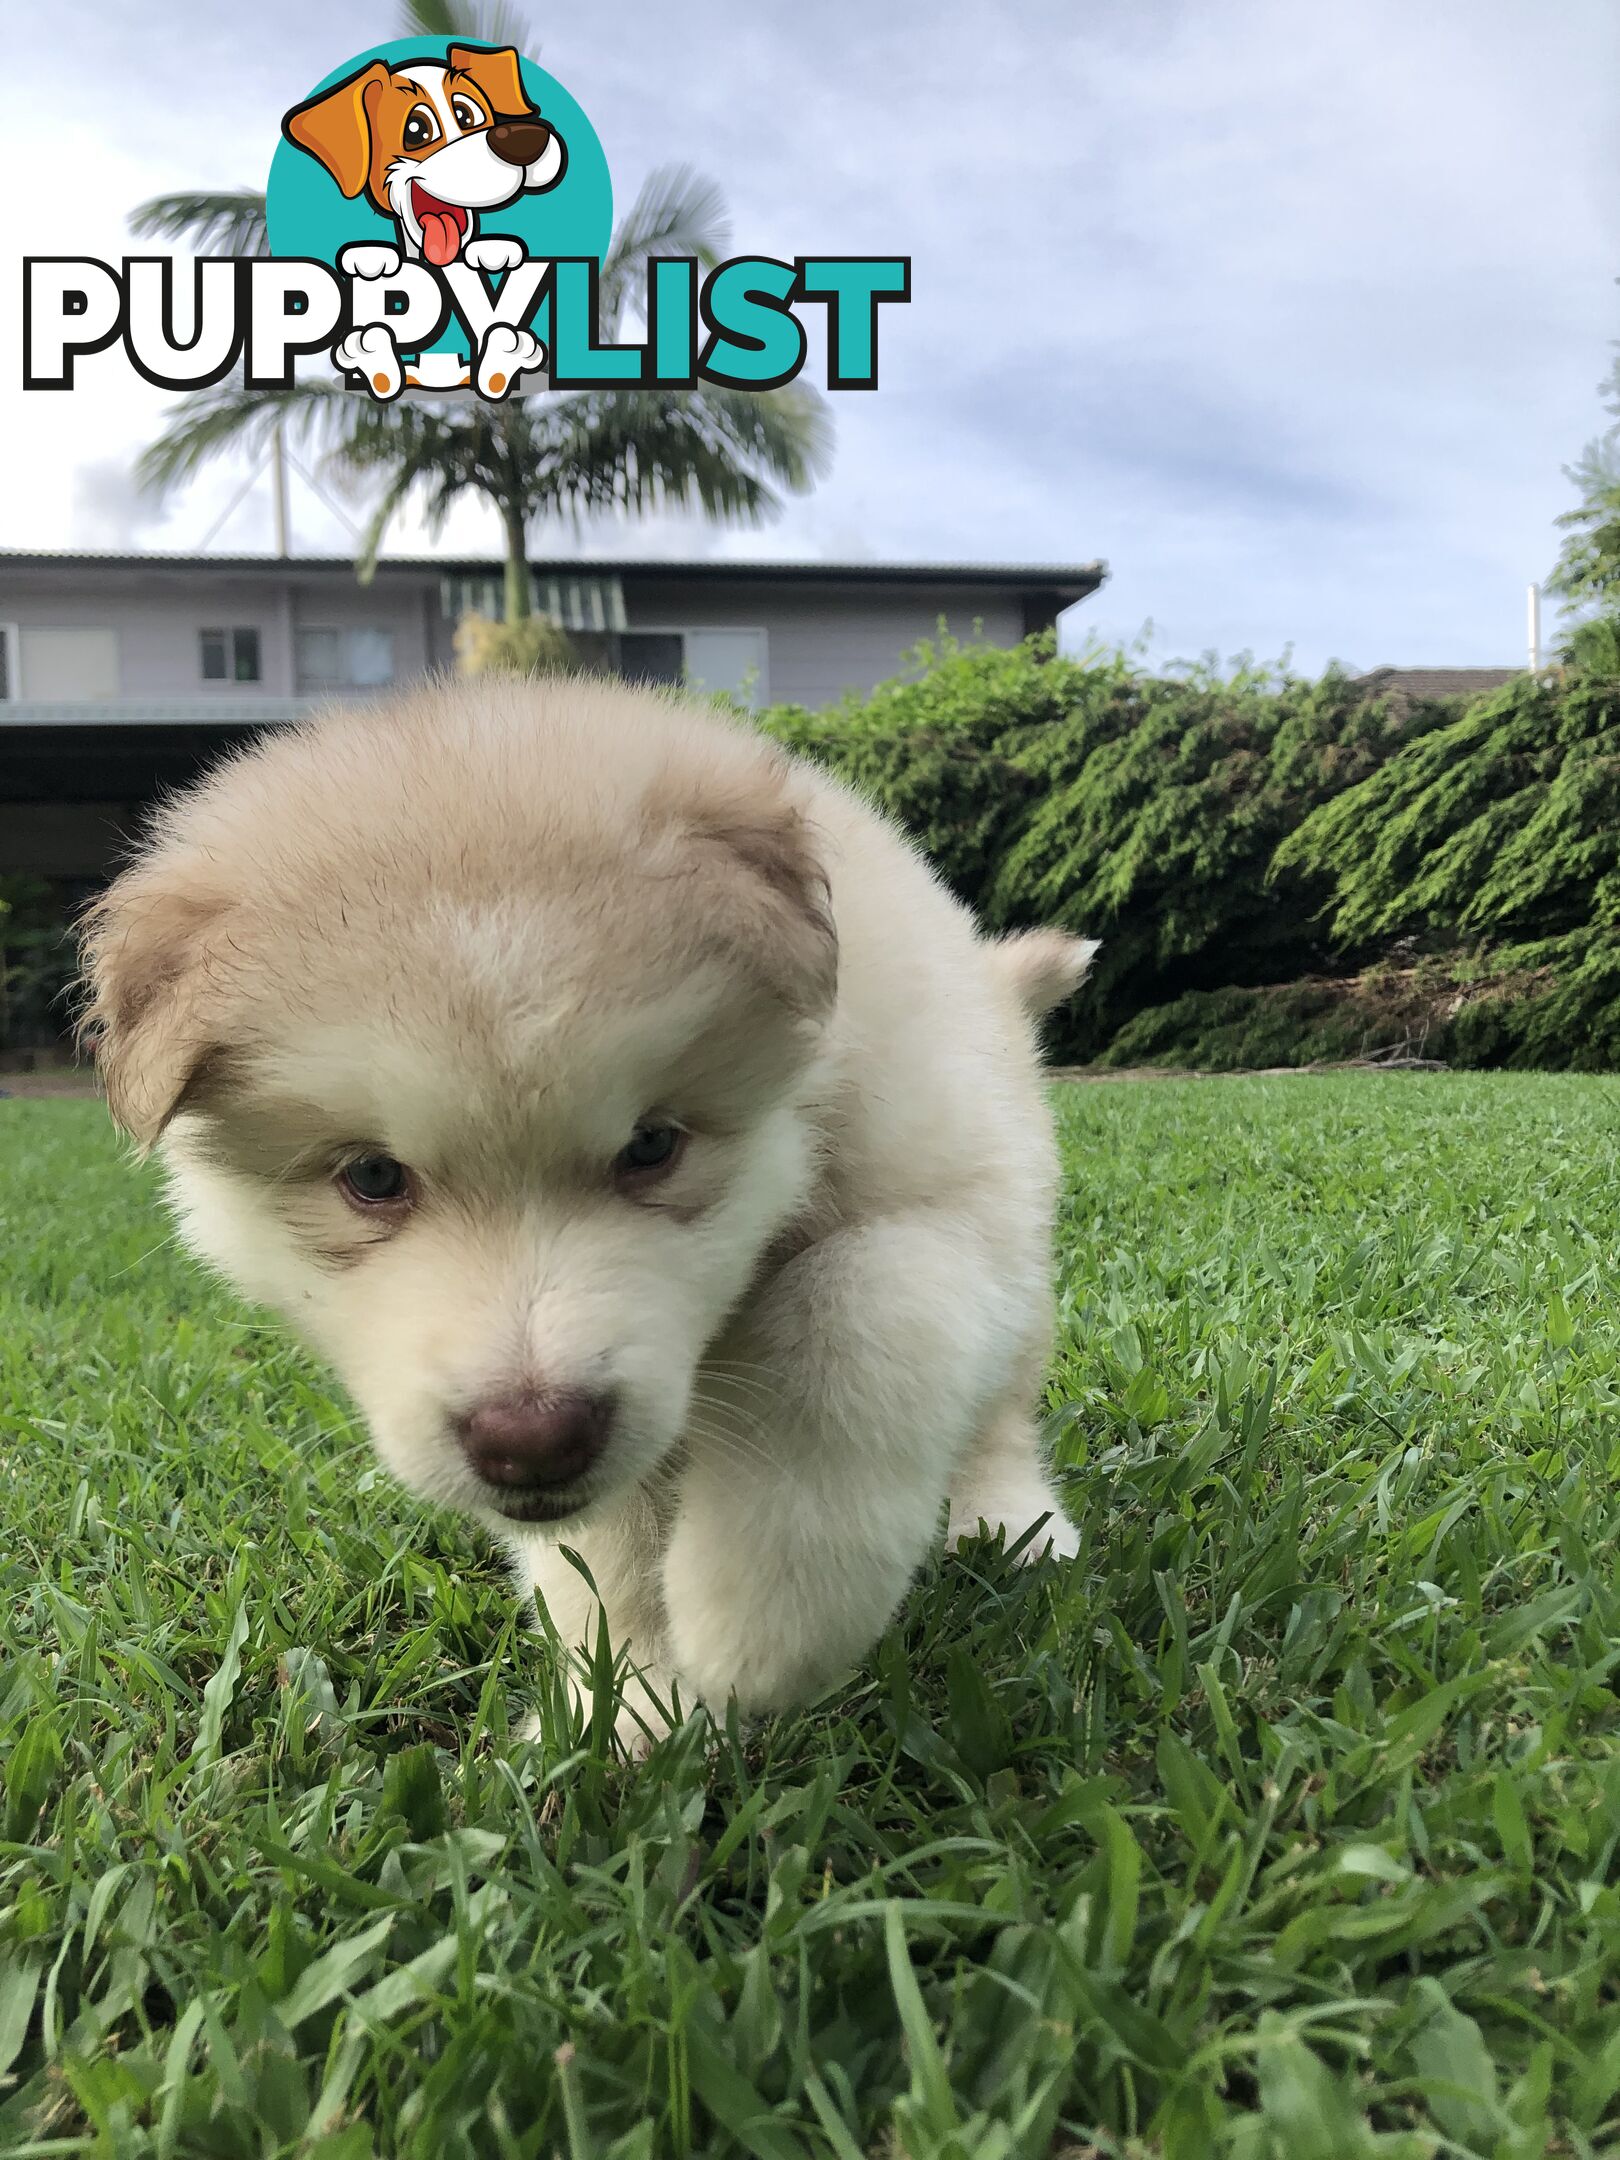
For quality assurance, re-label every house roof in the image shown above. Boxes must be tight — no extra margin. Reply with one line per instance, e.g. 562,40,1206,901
1358,666,1522,700
0,549,1106,604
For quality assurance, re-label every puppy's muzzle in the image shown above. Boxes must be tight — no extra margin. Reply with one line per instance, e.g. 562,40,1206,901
488,119,551,167
454,1387,615,1512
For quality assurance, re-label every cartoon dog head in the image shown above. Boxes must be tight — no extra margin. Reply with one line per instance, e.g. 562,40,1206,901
284,45,566,265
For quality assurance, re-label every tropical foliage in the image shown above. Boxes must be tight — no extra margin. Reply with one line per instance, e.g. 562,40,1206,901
130,0,832,619
138,373,831,623
453,607,573,677
762,635,1462,1061
1273,618,1620,1067
758,616,1620,1069
1549,323,1620,616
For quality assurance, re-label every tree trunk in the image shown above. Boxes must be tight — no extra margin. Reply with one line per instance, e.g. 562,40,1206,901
502,501,531,622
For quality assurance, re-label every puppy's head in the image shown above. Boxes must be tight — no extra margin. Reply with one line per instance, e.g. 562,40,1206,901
283,46,565,264
80,681,836,1532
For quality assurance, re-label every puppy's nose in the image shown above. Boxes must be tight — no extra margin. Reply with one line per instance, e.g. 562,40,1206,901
488,119,551,167
454,1389,614,1490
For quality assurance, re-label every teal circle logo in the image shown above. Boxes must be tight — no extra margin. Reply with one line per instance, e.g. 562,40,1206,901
266,39,611,270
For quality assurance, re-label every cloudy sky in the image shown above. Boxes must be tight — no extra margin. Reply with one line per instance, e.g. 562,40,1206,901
3,0,1616,671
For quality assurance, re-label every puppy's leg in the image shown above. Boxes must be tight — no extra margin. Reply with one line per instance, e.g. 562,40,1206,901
947,1401,1077,1560
663,1214,1004,1714
513,1494,675,1754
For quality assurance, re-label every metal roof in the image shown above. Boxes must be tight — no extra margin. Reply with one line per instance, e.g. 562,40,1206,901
0,548,1105,601
1357,666,1521,697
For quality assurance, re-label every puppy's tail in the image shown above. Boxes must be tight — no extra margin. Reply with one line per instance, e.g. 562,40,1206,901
989,928,1100,1019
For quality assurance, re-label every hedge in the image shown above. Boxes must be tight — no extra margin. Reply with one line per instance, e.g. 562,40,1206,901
11,625,1620,1070
761,618,1620,1069
760,634,1462,1062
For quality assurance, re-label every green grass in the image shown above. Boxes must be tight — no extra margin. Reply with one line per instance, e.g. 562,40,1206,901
4,1077,1620,2157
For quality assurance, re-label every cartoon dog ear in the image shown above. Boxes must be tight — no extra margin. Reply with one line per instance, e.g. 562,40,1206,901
283,60,390,199
77,861,232,1151
447,44,536,120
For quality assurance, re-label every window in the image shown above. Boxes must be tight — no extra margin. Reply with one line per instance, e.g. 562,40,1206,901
295,627,396,694
200,627,261,684
614,633,686,688
0,626,15,700
16,627,120,701
613,628,769,708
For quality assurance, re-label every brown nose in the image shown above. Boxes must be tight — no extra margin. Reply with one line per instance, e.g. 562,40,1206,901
453,1389,614,1491
487,119,551,168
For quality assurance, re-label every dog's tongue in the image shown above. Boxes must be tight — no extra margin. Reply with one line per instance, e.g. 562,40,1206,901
421,210,462,266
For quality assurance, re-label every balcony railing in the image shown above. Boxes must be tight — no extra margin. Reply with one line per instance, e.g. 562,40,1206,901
2,697,323,726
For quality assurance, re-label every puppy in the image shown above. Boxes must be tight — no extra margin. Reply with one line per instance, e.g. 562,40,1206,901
79,680,1094,1748
284,45,565,269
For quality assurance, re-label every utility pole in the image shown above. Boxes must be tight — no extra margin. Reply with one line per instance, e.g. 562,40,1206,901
271,422,290,557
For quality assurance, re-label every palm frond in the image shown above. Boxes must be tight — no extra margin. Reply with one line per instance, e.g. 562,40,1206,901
396,0,535,47
524,383,833,526
598,165,732,333
135,377,367,499
354,463,430,582
129,190,270,258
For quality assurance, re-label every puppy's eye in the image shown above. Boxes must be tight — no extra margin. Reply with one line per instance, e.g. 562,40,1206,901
339,1154,412,1208
403,105,439,149
451,95,485,130
614,1123,684,1181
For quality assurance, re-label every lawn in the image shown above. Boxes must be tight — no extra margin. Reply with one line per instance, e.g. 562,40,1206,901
4,1076,1620,2157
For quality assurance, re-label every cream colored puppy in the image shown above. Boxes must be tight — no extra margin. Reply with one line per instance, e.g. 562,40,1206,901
80,679,1093,1747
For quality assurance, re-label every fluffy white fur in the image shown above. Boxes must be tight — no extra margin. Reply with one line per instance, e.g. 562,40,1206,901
79,678,1096,1749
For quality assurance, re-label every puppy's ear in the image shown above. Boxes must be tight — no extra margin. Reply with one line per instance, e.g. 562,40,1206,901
283,61,389,199
448,44,536,119
77,862,231,1151
683,767,838,1018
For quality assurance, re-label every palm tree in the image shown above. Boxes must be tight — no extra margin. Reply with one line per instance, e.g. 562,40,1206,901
138,365,830,624
129,11,831,620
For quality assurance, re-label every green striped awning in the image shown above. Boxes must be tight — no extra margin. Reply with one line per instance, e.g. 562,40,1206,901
439,573,627,632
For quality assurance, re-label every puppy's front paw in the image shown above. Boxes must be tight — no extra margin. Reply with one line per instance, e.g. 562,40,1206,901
334,325,402,400
338,242,403,280
463,235,526,275
476,324,544,398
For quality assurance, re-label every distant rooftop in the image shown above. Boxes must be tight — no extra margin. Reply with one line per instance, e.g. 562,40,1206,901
1358,666,1522,700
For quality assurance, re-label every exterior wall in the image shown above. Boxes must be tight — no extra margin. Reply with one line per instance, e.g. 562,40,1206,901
620,578,1026,709
0,565,440,705
286,572,443,687
0,562,1068,724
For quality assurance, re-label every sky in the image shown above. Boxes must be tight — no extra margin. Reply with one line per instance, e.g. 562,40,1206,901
2,0,1617,673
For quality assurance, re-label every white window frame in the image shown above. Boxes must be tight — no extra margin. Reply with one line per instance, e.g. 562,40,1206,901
294,625,397,695
0,624,18,701
199,625,263,687
622,624,770,708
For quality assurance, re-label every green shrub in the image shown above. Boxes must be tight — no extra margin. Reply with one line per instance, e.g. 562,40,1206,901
760,634,1455,1059
0,874,79,1056
1275,624,1620,1066
454,609,575,678
1099,975,1426,1070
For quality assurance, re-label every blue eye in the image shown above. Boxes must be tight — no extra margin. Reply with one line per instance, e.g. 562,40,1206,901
616,1124,682,1176
340,1155,411,1206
